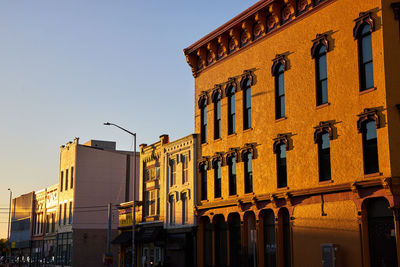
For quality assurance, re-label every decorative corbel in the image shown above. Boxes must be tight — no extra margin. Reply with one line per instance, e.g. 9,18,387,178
212,152,225,167
267,3,281,31
254,12,266,38
353,12,375,39
237,199,245,212
381,178,393,196
281,0,295,24
350,182,361,199
284,193,293,206
311,33,330,58
270,194,278,208
198,156,210,170
206,42,217,66
225,147,240,163
297,0,311,14
241,20,252,46
184,52,198,78
217,35,228,59
240,69,256,89
228,28,240,53
197,48,207,71
252,196,259,208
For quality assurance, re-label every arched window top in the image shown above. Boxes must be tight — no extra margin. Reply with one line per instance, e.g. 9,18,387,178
353,12,375,39
357,108,383,133
313,121,336,144
225,78,238,95
273,133,292,153
212,152,224,167
198,94,208,109
212,86,222,102
311,33,329,58
240,78,251,91
225,148,239,162
271,54,288,75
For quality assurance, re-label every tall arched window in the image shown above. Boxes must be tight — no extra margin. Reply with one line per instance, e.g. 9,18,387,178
243,79,252,130
214,160,222,198
262,209,276,267
227,86,236,135
358,23,374,91
228,156,237,196
361,119,379,174
275,64,285,119
315,44,328,106
244,152,253,193
200,99,207,144
213,93,221,139
317,131,331,181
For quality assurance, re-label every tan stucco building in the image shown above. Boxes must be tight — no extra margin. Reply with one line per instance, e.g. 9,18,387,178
184,0,400,266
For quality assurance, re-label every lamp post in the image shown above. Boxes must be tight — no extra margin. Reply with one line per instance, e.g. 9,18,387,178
104,122,136,267
7,188,12,264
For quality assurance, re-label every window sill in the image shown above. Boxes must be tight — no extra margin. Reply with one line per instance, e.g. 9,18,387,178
316,102,330,110
227,132,237,137
243,192,255,196
243,127,253,133
359,87,377,95
275,116,287,122
201,142,208,146
364,172,382,178
319,179,333,185
214,197,224,201
214,138,222,143
200,199,209,204
277,186,289,191
228,194,239,198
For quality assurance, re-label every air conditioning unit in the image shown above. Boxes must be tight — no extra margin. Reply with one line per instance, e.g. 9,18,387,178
321,243,338,267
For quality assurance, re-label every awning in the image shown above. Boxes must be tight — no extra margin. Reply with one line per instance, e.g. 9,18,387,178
111,231,132,244
136,227,163,243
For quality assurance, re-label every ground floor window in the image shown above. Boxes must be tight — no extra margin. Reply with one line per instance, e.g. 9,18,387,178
55,232,72,265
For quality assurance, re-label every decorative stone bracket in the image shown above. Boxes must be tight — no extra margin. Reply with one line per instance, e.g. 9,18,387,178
353,12,375,39
271,54,288,75
311,33,329,58
313,120,337,143
273,133,294,153
357,107,384,133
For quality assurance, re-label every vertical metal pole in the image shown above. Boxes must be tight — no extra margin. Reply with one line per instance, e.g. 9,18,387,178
132,134,136,267
7,189,12,264
107,203,112,253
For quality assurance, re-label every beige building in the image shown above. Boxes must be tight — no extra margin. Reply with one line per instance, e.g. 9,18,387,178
31,189,46,265
55,138,139,267
44,183,58,264
163,134,198,267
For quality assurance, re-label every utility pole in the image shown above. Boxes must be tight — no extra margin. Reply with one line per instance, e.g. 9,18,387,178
105,203,112,266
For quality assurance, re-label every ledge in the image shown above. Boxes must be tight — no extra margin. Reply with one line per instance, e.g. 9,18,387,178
364,172,383,178
275,116,288,123
316,102,330,110
359,87,377,95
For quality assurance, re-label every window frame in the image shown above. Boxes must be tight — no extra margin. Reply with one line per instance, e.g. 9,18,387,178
214,160,222,198
244,152,253,194
357,23,374,91
276,143,287,188
200,99,207,144
214,92,221,139
228,156,237,196
274,64,285,120
361,119,379,175
316,131,332,181
227,86,236,135
315,44,328,106
200,164,208,201
243,79,252,130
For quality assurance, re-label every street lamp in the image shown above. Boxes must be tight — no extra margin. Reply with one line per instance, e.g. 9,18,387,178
104,122,137,267
7,188,12,263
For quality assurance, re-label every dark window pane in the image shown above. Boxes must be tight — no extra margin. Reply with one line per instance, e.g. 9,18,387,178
277,144,287,188
275,65,285,119
228,92,236,134
363,120,379,174
362,34,373,62
229,158,237,195
243,83,251,129
245,153,253,193
318,133,331,181
201,165,207,200
318,54,327,80
201,106,207,143
214,98,221,139
215,161,222,198
364,62,374,89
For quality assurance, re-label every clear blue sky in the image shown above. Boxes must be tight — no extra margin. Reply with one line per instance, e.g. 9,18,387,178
0,0,259,238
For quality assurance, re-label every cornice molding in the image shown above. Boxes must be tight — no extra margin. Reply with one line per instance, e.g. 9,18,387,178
184,0,336,77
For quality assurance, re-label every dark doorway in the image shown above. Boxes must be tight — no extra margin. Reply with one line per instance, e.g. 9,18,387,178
367,198,398,267
214,215,228,267
228,213,241,267
261,209,277,267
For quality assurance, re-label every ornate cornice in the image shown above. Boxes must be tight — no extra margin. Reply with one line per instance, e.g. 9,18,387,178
184,0,336,77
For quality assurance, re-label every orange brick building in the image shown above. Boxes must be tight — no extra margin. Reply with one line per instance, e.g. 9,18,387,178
184,0,400,266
